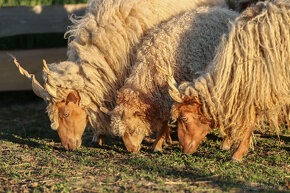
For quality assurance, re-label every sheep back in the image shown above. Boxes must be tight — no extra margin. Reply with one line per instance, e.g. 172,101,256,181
44,0,227,134
111,6,238,136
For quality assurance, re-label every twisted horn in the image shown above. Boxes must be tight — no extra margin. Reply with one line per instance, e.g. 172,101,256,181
43,60,60,99
45,83,57,98
155,63,183,103
100,107,112,116
13,58,50,100
43,59,50,74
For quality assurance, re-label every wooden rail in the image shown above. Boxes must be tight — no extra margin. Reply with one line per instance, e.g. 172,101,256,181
0,48,67,91
0,4,87,91
0,4,87,37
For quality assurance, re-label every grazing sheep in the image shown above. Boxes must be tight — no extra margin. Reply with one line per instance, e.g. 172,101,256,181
103,7,238,152
14,0,227,150
168,0,290,161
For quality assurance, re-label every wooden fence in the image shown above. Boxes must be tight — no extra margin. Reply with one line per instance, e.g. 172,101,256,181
0,4,87,91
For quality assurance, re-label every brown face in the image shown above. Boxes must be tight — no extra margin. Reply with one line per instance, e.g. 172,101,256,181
122,130,145,152
172,100,211,154
110,105,149,153
109,89,152,153
119,110,148,152
56,91,87,150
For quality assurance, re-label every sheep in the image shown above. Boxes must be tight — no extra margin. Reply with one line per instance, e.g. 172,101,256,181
14,0,228,150
168,0,290,161
102,6,238,152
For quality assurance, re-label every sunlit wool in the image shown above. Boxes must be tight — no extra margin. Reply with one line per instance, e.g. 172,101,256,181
44,0,228,136
174,0,290,145
110,7,238,139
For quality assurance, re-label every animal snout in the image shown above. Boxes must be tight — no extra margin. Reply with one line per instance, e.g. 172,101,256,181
182,141,197,154
63,138,81,150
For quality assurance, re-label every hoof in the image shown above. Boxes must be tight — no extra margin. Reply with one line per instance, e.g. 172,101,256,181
98,140,103,146
220,144,231,151
90,135,104,146
153,146,163,152
92,134,105,146
221,138,231,151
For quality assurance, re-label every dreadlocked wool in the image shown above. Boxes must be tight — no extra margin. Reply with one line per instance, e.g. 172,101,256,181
178,0,290,145
110,6,238,137
44,0,228,135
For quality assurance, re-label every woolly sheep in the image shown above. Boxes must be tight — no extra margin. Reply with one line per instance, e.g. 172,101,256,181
105,7,238,152
169,0,290,161
14,0,227,150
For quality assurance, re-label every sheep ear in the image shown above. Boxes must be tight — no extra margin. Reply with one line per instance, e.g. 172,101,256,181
66,91,80,105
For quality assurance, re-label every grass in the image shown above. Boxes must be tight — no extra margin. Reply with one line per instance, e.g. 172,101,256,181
0,0,88,7
0,92,289,192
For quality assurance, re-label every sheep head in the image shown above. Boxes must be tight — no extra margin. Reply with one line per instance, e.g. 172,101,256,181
14,58,87,150
171,96,211,154
102,89,151,152
55,91,87,150
158,63,211,154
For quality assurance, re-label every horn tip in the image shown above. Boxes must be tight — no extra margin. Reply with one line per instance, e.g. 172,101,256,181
100,107,111,115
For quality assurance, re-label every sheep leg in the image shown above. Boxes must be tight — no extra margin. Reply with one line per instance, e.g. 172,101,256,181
166,127,173,145
153,122,170,152
92,134,105,146
97,134,105,146
232,126,254,162
220,136,232,150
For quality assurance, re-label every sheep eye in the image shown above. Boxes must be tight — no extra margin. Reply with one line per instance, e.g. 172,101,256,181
129,128,135,134
181,117,188,122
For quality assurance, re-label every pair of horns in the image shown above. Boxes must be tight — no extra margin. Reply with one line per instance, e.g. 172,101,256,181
13,58,57,100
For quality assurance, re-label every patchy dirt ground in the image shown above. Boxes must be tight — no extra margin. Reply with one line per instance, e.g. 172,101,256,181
0,95,289,192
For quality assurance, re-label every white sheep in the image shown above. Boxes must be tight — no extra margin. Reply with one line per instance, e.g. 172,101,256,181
104,6,238,152
169,0,290,161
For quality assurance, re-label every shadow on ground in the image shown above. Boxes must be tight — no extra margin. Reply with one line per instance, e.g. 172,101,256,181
0,91,288,192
